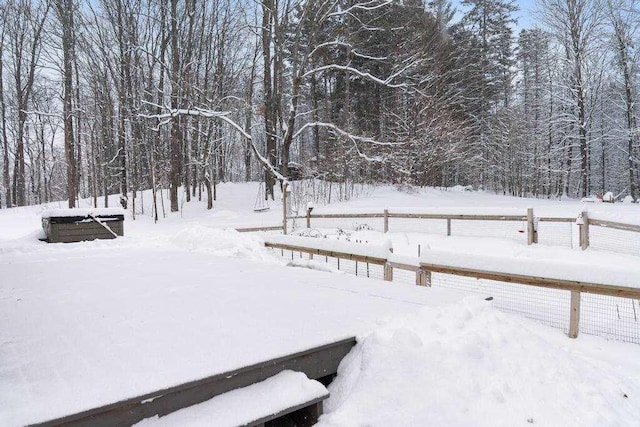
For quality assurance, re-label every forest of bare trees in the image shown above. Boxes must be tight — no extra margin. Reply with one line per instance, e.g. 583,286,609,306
0,0,639,215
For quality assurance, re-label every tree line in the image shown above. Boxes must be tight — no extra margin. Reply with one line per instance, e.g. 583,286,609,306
0,0,638,217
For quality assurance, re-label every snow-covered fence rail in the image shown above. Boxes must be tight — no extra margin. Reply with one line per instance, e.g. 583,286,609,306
235,225,284,233
284,207,640,256
264,236,640,344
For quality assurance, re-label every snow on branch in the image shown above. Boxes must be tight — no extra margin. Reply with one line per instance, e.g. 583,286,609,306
309,41,387,61
293,121,403,146
303,64,407,88
327,0,393,18
139,104,286,183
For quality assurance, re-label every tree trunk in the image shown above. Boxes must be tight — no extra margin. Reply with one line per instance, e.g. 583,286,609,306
262,0,276,199
56,0,78,208
0,36,10,208
169,0,181,212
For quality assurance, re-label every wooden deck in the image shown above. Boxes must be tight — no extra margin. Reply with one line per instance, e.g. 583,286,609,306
31,338,354,426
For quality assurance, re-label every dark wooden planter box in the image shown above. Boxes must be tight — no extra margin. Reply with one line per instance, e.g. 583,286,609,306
42,213,124,243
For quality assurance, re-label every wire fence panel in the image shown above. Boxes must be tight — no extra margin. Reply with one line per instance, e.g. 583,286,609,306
286,211,640,260
449,220,528,244
320,255,384,280
580,294,640,343
391,268,417,286
536,221,574,248
590,226,640,257
270,249,386,281
430,273,571,333
308,217,385,233
388,218,448,235
269,246,640,345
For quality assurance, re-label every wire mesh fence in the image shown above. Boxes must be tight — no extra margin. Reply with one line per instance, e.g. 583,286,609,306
580,293,640,343
386,218,448,236
275,248,386,281
536,221,574,248
270,246,639,344
298,215,530,243
324,257,385,280
429,273,572,333
446,219,527,243
391,267,418,286
289,210,640,258
590,225,640,257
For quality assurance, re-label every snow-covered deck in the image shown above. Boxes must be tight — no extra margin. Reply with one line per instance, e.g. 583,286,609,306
0,247,464,426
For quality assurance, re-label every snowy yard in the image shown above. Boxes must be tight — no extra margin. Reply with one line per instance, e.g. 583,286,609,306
2,183,640,426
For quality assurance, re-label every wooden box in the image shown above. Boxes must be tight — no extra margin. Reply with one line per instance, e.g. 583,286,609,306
42,209,124,243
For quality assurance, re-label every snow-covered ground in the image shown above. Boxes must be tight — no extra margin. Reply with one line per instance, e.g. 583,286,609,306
1,183,640,426
320,299,640,426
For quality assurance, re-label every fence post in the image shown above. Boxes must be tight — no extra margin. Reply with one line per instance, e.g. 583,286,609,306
383,246,393,281
416,269,431,287
384,209,389,233
446,218,451,236
569,290,581,338
282,183,288,235
383,263,393,281
306,207,313,229
579,211,589,250
527,208,537,245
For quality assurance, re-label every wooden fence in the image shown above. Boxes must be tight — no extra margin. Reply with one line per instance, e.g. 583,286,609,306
235,225,284,233
283,207,640,252
265,239,640,343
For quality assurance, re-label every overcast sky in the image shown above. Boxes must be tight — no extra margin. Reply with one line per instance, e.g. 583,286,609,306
453,0,538,31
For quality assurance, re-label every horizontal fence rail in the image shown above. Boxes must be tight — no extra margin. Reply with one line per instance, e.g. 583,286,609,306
265,238,640,344
235,225,284,233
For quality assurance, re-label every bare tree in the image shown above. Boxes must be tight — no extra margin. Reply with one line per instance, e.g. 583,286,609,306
608,0,639,200
541,0,604,197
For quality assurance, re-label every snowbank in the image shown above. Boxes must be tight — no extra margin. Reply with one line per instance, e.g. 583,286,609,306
319,298,640,426
169,225,276,262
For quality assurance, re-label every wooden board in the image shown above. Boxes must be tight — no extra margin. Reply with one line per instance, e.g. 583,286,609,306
235,225,284,233
589,218,640,233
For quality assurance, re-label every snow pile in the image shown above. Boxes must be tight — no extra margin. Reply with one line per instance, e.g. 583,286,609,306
287,258,342,273
138,370,327,427
168,226,277,263
320,298,640,426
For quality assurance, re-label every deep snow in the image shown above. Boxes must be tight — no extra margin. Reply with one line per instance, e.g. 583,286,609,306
1,183,640,426
319,298,640,426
